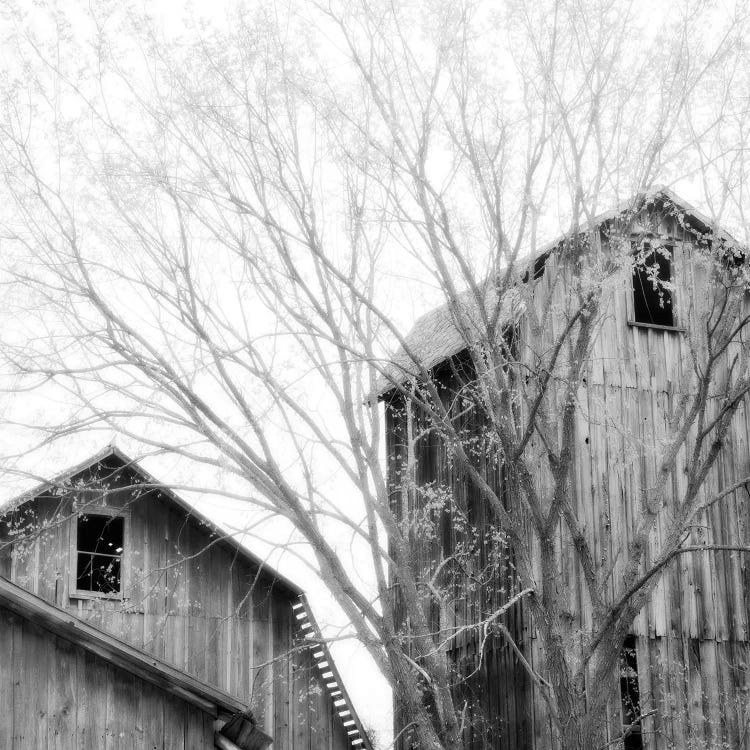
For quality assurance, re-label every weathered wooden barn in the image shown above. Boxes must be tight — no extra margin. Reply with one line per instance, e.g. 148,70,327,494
380,190,750,749
0,446,371,750
0,574,244,748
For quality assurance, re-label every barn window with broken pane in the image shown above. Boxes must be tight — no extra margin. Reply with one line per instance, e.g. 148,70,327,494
631,241,675,328
70,506,128,598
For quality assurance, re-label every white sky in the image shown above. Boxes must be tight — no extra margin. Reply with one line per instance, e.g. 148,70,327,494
1,0,747,747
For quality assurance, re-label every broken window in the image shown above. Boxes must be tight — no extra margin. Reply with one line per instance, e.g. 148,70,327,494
521,249,550,283
619,635,643,750
632,244,674,327
75,513,124,595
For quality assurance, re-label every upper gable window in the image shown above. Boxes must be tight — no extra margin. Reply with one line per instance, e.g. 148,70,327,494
73,512,125,597
632,244,674,327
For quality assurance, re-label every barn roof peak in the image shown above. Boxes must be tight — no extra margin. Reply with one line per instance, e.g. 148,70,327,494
374,188,741,399
2,443,304,597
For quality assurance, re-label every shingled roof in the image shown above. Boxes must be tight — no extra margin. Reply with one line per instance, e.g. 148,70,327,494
373,284,524,398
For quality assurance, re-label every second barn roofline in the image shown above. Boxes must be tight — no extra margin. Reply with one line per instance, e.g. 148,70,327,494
1,443,303,598
373,187,743,400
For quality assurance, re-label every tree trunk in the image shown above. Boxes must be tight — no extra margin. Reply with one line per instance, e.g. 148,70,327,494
558,701,608,750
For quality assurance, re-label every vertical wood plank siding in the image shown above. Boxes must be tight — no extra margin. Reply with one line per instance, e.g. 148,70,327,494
386,364,533,750
387,209,750,749
0,458,357,750
0,605,216,750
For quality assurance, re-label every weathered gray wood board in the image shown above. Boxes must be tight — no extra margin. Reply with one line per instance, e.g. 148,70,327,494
0,605,216,750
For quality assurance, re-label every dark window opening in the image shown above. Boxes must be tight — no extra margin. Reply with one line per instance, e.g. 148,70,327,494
619,635,643,750
75,514,124,595
717,241,747,274
632,245,674,327
502,324,519,362
723,247,746,268
521,250,550,283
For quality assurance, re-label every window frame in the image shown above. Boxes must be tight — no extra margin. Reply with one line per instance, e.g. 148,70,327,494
69,505,130,601
627,239,684,332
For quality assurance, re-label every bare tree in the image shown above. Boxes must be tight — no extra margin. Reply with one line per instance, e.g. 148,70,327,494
1,1,750,748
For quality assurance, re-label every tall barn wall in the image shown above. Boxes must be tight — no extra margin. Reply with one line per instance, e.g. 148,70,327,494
388,207,750,748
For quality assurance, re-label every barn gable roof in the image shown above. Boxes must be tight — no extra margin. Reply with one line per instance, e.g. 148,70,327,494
374,188,741,399
2,444,303,597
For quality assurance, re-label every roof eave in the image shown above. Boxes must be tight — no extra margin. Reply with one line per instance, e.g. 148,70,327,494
0,575,245,716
